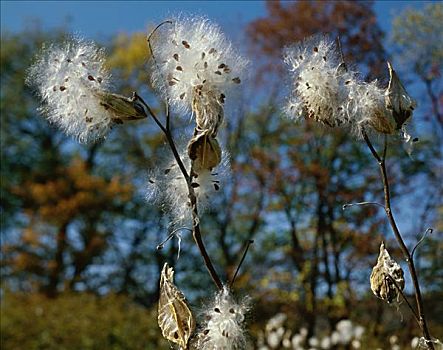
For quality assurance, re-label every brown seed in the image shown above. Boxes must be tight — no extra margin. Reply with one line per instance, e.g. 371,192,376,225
174,332,179,339
66,58,72,63
88,75,95,81
299,55,303,60
223,67,231,73
214,71,222,75
218,63,226,69
180,93,186,100
323,56,327,61
214,183,220,191
59,86,66,91
169,81,176,86
209,48,216,54
97,77,102,83
204,62,208,69
232,77,241,84
229,308,235,313
345,80,351,85
176,66,183,71
201,52,206,59
313,46,318,52
182,40,190,49
53,86,57,92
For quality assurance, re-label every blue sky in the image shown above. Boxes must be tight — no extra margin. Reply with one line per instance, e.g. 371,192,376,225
1,1,429,42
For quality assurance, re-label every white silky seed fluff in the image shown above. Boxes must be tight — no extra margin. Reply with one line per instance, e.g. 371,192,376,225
196,286,250,350
283,35,354,127
150,15,248,134
146,144,230,228
283,36,413,139
26,36,114,143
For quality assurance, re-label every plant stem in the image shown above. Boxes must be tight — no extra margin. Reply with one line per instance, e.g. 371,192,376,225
141,95,223,290
362,130,434,348
189,191,223,290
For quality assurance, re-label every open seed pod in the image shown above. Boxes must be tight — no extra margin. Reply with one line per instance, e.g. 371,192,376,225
188,131,222,175
192,86,224,137
365,106,397,134
93,90,147,124
385,61,416,130
158,263,195,349
370,242,405,303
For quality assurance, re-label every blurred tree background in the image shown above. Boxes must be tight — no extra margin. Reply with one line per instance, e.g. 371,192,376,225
1,1,442,349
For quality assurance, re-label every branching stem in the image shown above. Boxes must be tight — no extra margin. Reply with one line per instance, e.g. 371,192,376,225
362,129,434,348
140,93,223,290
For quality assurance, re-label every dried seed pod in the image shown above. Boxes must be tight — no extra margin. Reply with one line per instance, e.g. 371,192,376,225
158,263,195,349
94,91,147,122
188,132,222,174
191,87,224,137
366,103,397,135
385,62,416,130
370,242,405,303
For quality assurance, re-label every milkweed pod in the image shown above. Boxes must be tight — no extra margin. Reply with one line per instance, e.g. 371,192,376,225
188,132,222,175
191,87,224,137
370,242,405,303
366,104,397,135
158,263,195,349
93,90,147,124
385,62,416,130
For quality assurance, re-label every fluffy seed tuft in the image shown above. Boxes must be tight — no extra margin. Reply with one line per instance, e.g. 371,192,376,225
193,286,250,350
149,15,248,136
26,36,114,143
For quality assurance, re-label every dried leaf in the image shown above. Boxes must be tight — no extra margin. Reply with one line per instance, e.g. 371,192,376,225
385,61,416,129
158,263,195,349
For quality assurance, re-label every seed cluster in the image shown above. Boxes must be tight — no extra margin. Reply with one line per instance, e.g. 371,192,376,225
284,35,416,138
194,287,250,350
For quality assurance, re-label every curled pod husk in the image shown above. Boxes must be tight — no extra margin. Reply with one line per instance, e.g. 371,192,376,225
370,242,405,303
158,263,195,349
385,61,416,130
188,132,222,175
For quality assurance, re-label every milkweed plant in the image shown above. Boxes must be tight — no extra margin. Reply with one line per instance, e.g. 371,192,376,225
26,14,440,350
